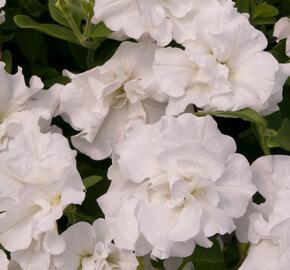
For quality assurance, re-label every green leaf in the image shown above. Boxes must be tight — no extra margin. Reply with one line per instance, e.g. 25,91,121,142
223,240,241,269
0,33,15,43
34,66,59,78
64,205,95,224
282,0,290,16
193,262,227,270
196,108,268,128
235,0,251,13
252,17,276,25
14,29,43,64
238,242,250,261
137,257,145,270
271,119,290,151
64,205,77,226
271,40,289,63
190,239,227,270
83,175,103,189
1,8,22,30
88,22,112,38
14,15,80,45
252,3,279,19
49,0,69,27
192,239,224,264
43,76,71,88
151,259,164,269
18,0,48,17
265,111,282,130
62,2,87,20
69,43,88,70
196,108,270,155
251,123,271,155
279,83,290,119
266,135,280,148
2,51,13,74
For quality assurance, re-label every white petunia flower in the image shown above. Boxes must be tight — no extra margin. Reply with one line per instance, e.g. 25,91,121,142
171,0,235,44
0,130,85,252
0,62,61,147
53,219,138,270
0,249,9,270
98,113,256,259
11,231,65,270
0,62,44,122
153,4,289,116
238,155,290,270
93,0,195,46
239,240,290,270
274,17,290,57
60,41,167,160
93,0,236,46
0,0,5,24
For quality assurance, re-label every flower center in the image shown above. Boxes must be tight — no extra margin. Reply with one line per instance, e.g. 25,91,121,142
49,194,61,206
112,86,128,109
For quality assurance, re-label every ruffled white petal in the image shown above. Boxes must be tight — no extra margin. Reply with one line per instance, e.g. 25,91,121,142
0,130,84,252
54,219,138,270
60,41,166,160
239,155,290,270
153,3,286,115
274,17,290,57
0,250,9,270
99,114,255,259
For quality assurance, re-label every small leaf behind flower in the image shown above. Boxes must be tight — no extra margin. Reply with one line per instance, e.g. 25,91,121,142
14,15,80,45
189,239,227,270
196,108,270,155
196,108,268,128
88,23,112,38
252,3,279,19
83,175,103,189
267,119,290,151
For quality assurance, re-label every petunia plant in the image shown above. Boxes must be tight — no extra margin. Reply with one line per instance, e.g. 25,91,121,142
0,0,290,270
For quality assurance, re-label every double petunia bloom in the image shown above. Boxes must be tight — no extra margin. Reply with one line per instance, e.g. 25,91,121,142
98,113,256,259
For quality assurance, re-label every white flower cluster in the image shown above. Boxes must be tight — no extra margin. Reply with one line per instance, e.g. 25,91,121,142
237,156,290,270
274,17,290,57
60,2,290,161
1,0,290,269
0,61,139,269
0,63,85,269
54,219,138,270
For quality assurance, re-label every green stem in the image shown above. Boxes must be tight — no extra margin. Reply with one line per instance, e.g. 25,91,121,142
65,206,96,223
64,13,85,46
74,211,96,223
86,47,96,68
86,37,106,67
83,5,93,37
252,123,271,155
177,260,187,270
83,20,91,37
137,257,145,270
195,109,271,156
236,243,250,268
58,0,91,48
